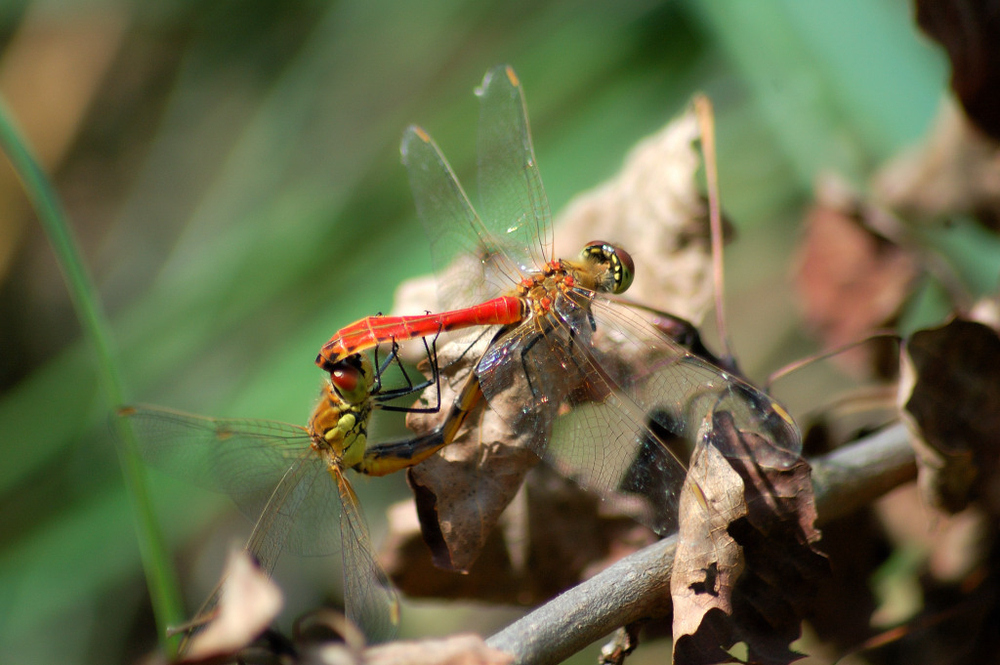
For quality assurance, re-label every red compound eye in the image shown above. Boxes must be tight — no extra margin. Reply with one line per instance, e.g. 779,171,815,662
330,365,361,394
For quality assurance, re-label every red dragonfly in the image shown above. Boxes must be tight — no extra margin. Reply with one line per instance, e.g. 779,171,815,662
317,66,800,535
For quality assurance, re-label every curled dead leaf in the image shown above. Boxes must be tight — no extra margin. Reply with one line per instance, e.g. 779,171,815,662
915,0,1000,141
403,336,541,572
380,498,523,603
899,317,1000,515
383,466,659,605
672,411,825,665
671,438,745,665
181,548,283,663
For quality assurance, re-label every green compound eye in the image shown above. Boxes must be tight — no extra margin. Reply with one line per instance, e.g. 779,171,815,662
581,241,635,295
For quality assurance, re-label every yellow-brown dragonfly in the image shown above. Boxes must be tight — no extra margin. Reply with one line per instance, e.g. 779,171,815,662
120,345,448,643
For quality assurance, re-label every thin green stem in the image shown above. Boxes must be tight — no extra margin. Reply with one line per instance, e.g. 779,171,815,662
0,97,184,654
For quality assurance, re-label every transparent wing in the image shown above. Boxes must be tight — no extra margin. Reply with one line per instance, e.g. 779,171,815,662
121,406,312,497
120,405,340,556
475,293,801,536
476,310,686,533
242,451,336,568
475,65,553,272
475,317,577,444
336,470,399,642
401,126,521,311
585,295,801,460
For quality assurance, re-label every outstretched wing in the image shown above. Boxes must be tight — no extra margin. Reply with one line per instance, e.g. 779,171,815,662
475,293,800,535
401,126,519,311
120,405,341,557
335,469,399,642
475,65,553,274
399,66,552,313
121,406,311,492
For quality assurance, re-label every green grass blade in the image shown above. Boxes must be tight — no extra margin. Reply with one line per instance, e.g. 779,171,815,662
0,96,184,654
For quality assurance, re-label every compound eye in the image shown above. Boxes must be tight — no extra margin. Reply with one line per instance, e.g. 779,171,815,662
609,245,635,294
581,240,635,295
328,353,374,404
330,364,361,395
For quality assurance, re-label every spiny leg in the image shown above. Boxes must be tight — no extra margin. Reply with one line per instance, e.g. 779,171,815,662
373,326,443,414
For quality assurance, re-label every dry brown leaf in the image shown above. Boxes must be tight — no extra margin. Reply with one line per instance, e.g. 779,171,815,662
380,499,523,603
899,317,1000,515
794,174,918,372
181,548,283,663
915,0,1000,141
554,107,712,323
671,438,745,665
672,411,824,665
400,336,701,579
363,635,512,665
402,337,541,572
874,101,1000,230
383,466,658,604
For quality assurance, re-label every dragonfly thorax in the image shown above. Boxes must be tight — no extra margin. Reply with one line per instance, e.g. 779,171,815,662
309,365,373,468
515,262,583,319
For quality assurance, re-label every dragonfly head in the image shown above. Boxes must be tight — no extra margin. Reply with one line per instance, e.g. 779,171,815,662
327,353,375,406
580,241,635,295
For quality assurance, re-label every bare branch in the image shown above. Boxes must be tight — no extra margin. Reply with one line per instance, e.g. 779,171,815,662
486,423,916,665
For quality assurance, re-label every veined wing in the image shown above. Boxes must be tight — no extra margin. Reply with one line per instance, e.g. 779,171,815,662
122,406,312,494
563,294,801,533
475,65,553,273
584,295,801,460
241,446,336,567
121,406,341,556
475,309,684,533
401,126,520,312
474,293,800,536
335,469,399,642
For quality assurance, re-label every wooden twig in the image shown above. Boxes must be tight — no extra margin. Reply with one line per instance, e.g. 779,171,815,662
486,423,916,665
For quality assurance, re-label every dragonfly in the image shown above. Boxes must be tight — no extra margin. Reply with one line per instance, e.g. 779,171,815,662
316,65,801,538
120,343,449,644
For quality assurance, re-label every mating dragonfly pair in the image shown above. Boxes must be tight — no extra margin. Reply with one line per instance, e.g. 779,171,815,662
122,65,800,644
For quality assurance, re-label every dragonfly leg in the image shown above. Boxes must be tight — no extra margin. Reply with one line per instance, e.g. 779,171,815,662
371,337,412,396
517,312,590,401
358,370,482,476
519,332,543,399
515,317,558,400
371,329,443,414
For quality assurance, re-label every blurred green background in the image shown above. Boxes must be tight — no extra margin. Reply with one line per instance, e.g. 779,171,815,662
0,1,945,663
